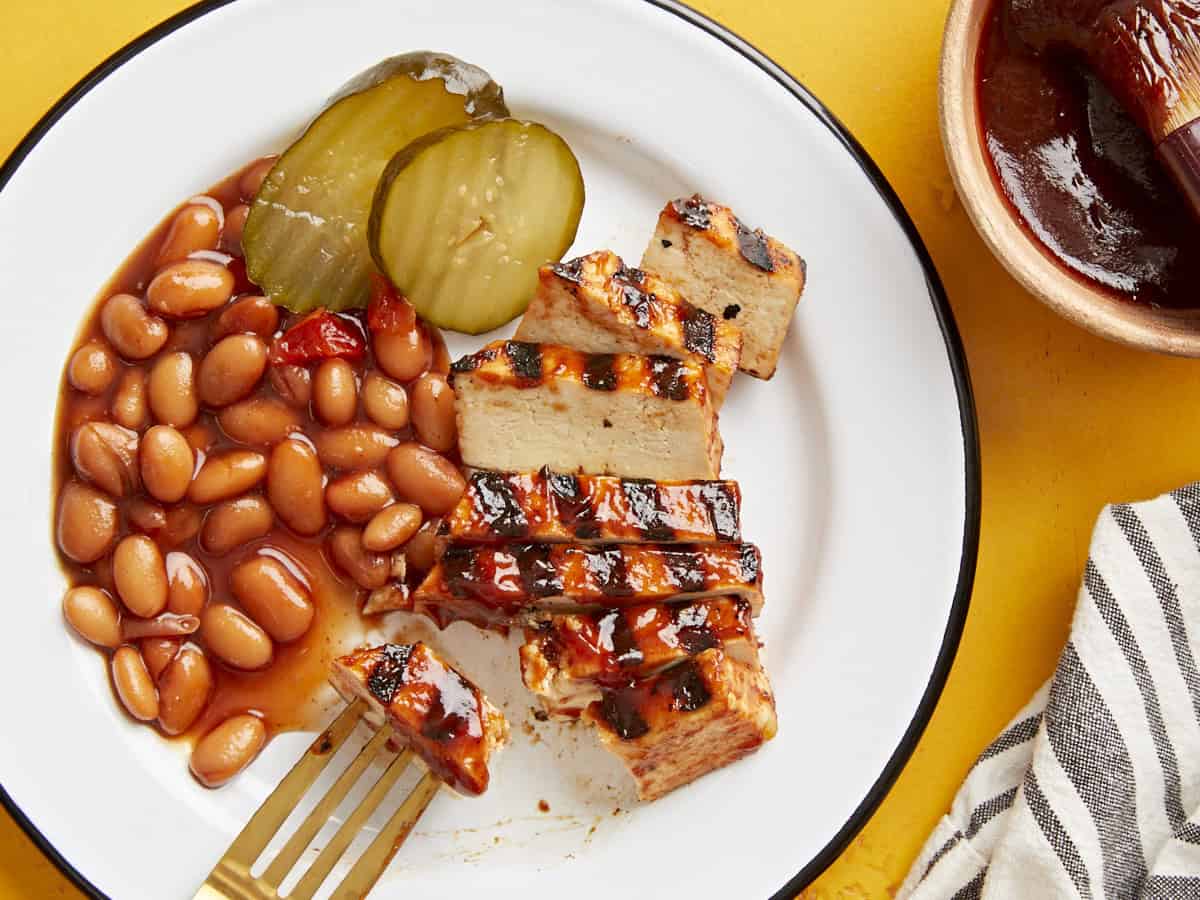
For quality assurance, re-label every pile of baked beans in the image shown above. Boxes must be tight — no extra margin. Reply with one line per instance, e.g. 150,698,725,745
55,157,467,787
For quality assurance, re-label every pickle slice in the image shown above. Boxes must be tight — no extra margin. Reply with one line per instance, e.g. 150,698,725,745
369,119,585,334
244,53,509,313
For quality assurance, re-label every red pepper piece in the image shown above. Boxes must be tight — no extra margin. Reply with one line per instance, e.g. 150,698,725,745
270,309,366,365
368,273,416,335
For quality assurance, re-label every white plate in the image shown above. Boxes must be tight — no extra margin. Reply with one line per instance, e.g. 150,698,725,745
0,2,979,898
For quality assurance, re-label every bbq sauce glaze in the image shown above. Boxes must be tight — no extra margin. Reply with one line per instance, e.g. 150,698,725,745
978,0,1200,307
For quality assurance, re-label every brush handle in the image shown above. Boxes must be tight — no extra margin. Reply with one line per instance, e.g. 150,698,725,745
1158,117,1200,223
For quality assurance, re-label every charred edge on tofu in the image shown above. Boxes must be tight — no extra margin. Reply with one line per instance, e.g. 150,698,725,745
367,643,414,704
468,471,529,537
598,658,714,740
671,195,713,230
550,256,585,284
733,219,775,273
648,356,689,401
679,301,718,361
504,341,543,383
450,344,497,375
581,354,618,392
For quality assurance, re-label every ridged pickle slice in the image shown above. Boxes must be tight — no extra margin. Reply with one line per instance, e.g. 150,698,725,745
369,119,585,334
243,53,509,313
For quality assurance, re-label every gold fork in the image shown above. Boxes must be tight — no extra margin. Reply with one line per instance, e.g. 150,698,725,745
194,699,441,900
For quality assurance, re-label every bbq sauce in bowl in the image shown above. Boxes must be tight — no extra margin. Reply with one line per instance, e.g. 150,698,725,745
977,0,1200,308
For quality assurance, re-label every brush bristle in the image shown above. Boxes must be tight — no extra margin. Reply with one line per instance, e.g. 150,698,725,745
1162,29,1200,136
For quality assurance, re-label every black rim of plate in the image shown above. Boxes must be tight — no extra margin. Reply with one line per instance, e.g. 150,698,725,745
0,1,981,897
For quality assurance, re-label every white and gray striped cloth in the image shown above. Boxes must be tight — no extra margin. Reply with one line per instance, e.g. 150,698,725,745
900,484,1200,899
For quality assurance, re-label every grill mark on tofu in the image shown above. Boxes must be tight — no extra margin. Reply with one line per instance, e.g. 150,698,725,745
620,479,676,542
595,608,644,669
601,689,650,740
449,344,496,374
468,470,529,537
662,547,708,594
504,341,543,383
367,643,413,704
679,301,717,361
440,546,477,599
733,219,775,272
544,469,601,539
671,195,713,229
664,660,712,712
612,265,654,328
701,482,741,542
739,544,761,584
581,354,618,392
585,545,634,597
515,544,564,597
648,356,689,401
550,257,585,284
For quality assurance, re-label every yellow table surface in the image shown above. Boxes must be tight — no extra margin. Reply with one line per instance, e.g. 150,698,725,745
6,1,1199,897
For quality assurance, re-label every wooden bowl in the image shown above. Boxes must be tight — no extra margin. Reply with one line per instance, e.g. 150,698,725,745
939,0,1200,355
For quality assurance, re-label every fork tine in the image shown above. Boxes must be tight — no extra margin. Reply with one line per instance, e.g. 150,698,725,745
259,722,394,888
286,748,416,900
222,699,367,868
329,769,441,900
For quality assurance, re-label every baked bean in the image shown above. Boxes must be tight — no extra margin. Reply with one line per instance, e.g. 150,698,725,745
314,425,397,470
212,295,278,342
62,586,121,648
190,714,266,788
200,495,273,556
112,646,160,721
363,502,422,552
158,646,214,735
147,260,234,319
268,364,311,409
71,421,139,497
111,368,148,430
409,373,457,452
113,534,169,618
390,551,407,580
404,518,442,573
140,425,194,503
67,341,117,395
100,294,169,360
198,335,268,407
189,450,267,504
156,203,221,267
327,527,389,590
239,157,276,202
201,605,273,670
166,552,209,616
361,371,409,429
230,555,314,642
148,352,199,427
161,505,203,548
127,498,166,534
312,359,358,426
386,443,465,515
218,397,300,445
326,470,393,523
182,420,219,454
373,326,430,382
141,638,179,680
267,439,325,535
220,203,249,255
57,481,118,563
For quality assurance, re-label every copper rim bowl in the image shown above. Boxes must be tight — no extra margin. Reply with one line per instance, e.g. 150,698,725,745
939,0,1200,356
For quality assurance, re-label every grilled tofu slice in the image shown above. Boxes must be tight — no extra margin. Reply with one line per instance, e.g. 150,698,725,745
642,195,805,379
440,468,742,546
448,341,723,481
515,250,742,406
520,597,757,716
330,642,508,796
583,647,777,801
413,542,763,630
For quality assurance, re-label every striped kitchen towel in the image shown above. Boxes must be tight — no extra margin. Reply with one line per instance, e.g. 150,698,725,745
899,484,1200,899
